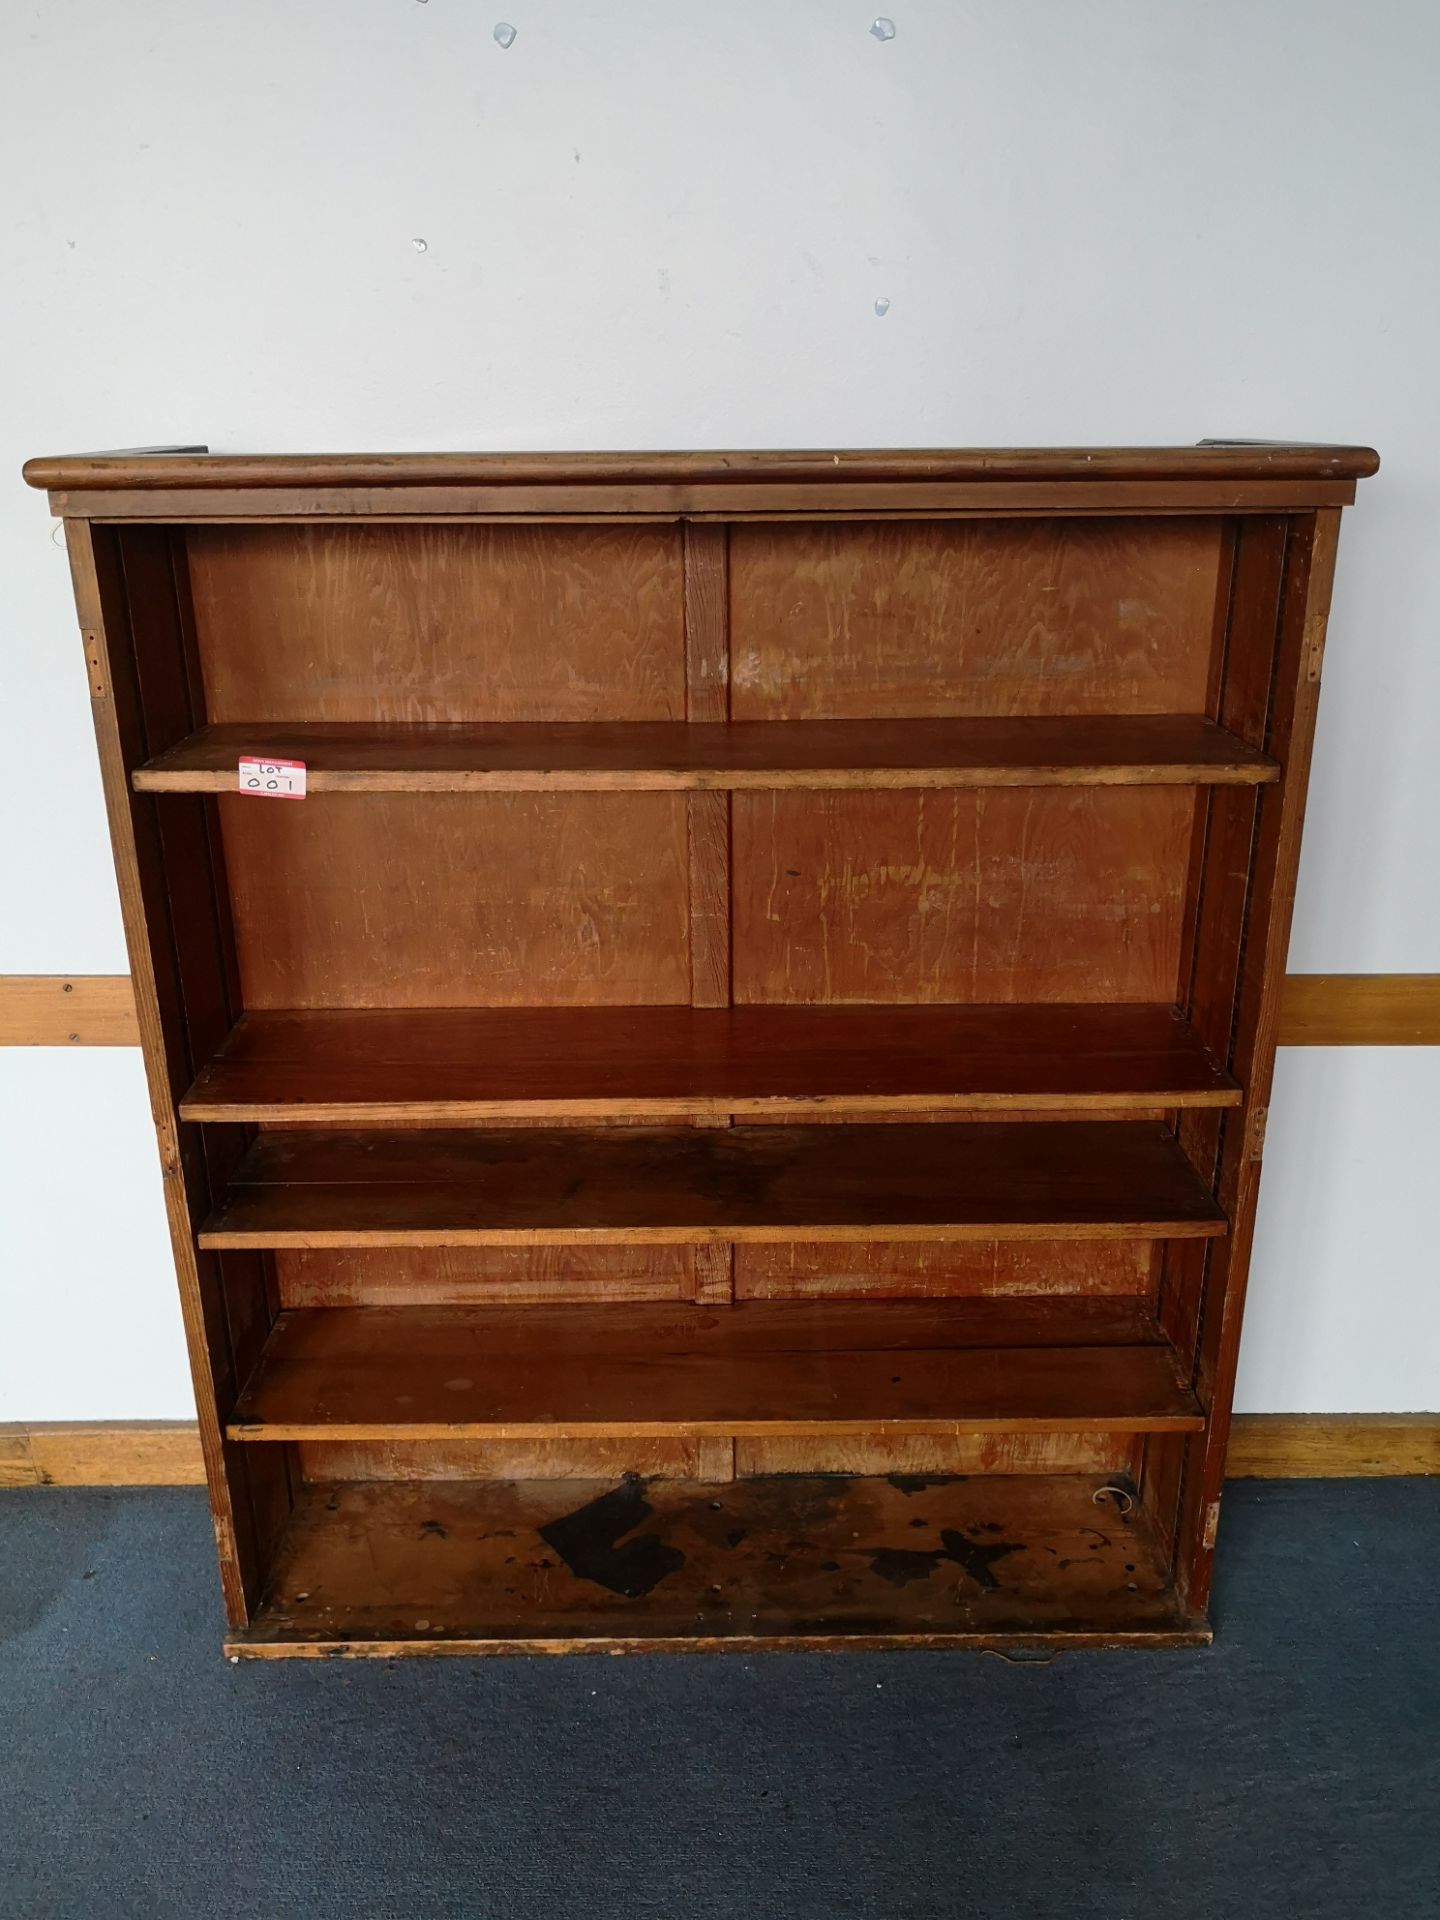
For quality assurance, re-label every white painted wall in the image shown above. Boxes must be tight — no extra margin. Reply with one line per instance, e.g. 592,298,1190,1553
1,0,1436,1418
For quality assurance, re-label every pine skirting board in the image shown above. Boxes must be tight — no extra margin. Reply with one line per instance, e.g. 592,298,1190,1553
3,973,1440,1048
1,1417,1436,1488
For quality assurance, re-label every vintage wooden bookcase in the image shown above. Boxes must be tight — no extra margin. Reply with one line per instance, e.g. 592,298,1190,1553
28,443,1376,1656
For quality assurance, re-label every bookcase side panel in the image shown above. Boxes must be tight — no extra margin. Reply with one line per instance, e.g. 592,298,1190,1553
1172,511,1342,1611
64,521,288,1624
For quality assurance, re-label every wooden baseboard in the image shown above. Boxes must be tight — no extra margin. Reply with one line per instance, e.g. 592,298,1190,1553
0,1421,206,1487
3,1415,1435,1488
1223,1414,1440,1478
3,974,1439,1048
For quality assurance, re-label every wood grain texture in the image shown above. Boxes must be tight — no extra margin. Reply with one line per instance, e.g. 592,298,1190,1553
684,523,731,1006
729,518,1225,720
198,1121,1228,1250
177,1004,1240,1123
24,445,1382,491
735,1240,1153,1299
686,790,731,1003
131,715,1279,792
733,1433,1136,1476
217,792,690,1008
733,788,1194,1004
0,1432,34,1488
274,1245,693,1307
225,1299,1202,1441
0,975,138,1045
227,1472,1205,1656
1277,975,1440,1046
0,1422,206,1486
186,523,685,724
1224,1415,1440,1477
294,1438,701,1483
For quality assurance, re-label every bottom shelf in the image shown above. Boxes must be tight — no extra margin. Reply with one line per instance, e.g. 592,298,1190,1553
230,1472,1208,1656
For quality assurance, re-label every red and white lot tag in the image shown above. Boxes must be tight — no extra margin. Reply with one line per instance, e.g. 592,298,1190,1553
238,756,306,799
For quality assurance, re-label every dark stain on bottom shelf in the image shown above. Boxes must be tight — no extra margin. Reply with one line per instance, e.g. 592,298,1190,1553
940,1529,1024,1590
539,1475,685,1599
868,1528,1025,1592
887,1474,963,1496
869,1548,949,1589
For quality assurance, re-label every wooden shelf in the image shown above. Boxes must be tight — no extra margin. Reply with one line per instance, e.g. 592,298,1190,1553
225,1299,1202,1441
228,1472,1209,1656
198,1120,1228,1249
133,716,1279,793
179,1004,1241,1123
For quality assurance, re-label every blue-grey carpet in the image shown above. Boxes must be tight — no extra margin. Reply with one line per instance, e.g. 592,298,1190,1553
1,1479,1436,1920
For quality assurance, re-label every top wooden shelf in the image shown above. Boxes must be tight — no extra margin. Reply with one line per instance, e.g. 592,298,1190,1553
133,716,1278,794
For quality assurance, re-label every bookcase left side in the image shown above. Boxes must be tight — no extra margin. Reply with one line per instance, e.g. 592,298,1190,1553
63,517,290,1626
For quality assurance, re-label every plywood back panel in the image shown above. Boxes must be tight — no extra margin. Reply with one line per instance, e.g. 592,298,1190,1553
277,1246,692,1307
736,1434,1136,1476
297,1435,1129,1482
736,1241,1153,1299
297,1439,699,1481
186,524,686,723
219,792,690,1007
728,518,1225,719
733,788,1192,1004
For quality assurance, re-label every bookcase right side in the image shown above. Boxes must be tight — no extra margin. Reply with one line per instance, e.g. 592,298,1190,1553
1148,509,1342,1613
